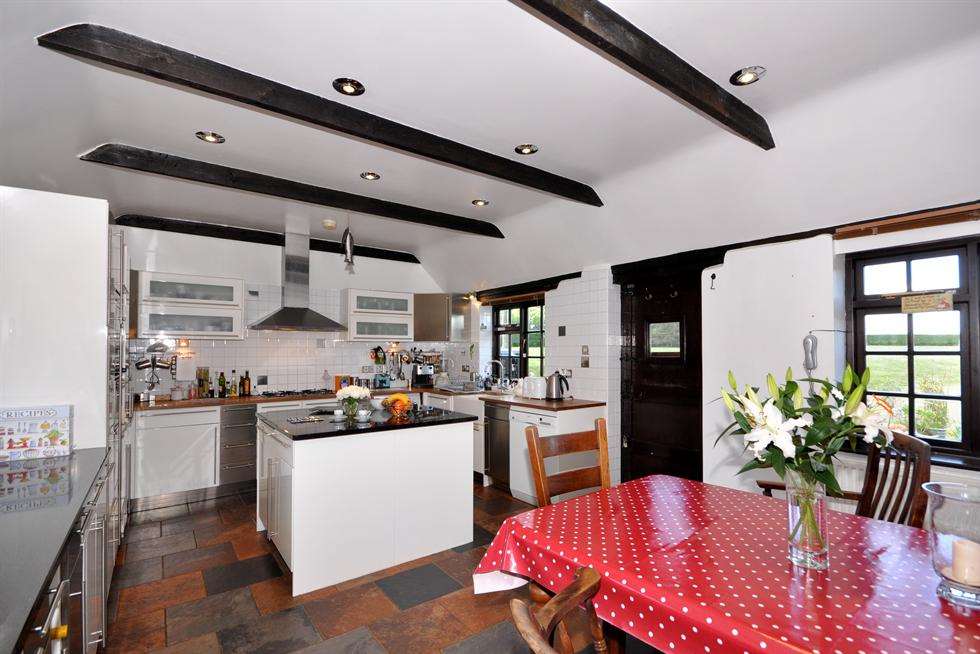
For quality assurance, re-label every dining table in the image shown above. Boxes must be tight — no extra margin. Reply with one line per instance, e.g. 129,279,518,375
474,475,979,654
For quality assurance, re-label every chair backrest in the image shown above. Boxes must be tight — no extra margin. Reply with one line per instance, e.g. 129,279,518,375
856,430,931,528
525,418,610,508
510,567,605,654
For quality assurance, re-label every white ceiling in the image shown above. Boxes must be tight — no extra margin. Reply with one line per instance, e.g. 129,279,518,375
1,1,979,290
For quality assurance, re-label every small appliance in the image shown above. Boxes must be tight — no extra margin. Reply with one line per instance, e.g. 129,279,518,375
523,376,547,399
411,363,435,388
546,370,569,400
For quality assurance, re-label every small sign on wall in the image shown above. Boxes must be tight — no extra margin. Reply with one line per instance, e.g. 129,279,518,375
0,405,73,461
902,291,953,313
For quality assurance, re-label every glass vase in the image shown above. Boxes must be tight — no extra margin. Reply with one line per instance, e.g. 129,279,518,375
342,398,359,420
922,482,980,609
785,471,830,570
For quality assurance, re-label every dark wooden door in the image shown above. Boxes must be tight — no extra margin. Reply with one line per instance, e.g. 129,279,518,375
620,264,707,482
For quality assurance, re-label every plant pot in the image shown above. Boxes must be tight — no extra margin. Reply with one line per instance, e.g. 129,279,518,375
785,471,830,570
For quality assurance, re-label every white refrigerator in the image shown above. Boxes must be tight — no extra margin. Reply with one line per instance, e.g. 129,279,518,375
0,185,110,448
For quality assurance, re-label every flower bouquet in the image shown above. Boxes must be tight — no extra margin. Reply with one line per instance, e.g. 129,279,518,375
336,385,371,420
717,364,893,569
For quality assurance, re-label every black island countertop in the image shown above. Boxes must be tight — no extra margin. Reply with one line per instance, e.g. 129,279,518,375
0,447,107,654
257,407,477,441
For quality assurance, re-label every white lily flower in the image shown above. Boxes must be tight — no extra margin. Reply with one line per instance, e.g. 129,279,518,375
849,402,893,445
743,400,800,460
830,387,844,403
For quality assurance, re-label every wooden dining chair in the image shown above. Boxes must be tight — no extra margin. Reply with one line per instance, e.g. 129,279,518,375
757,430,932,528
525,417,611,507
511,567,610,654
523,418,611,652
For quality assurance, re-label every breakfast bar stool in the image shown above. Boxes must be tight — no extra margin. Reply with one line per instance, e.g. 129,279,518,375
524,418,612,653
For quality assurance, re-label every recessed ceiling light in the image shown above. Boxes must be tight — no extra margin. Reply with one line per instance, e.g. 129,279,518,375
195,130,225,144
472,199,490,207
322,218,337,230
515,143,539,155
333,77,365,96
729,66,766,86
359,171,381,181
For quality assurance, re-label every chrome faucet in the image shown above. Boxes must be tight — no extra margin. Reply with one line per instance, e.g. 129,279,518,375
485,360,504,385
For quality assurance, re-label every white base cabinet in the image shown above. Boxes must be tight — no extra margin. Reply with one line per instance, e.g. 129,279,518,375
507,405,605,505
132,408,219,498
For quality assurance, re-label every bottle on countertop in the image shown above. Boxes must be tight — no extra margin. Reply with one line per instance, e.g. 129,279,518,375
229,370,238,397
218,371,226,398
243,371,251,396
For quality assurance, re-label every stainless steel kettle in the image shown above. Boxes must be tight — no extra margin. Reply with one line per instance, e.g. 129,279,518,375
546,370,569,400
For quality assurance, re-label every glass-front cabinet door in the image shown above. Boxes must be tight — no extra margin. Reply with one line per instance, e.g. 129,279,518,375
346,289,413,315
138,305,244,339
139,272,244,308
349,314,414,341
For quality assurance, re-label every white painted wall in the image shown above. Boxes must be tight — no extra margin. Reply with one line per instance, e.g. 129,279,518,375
0,186,108,449
122,226,443,293
544,267,622,483
702,229,980,493
701,235,843,492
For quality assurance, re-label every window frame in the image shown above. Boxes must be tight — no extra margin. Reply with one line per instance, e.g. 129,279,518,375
491,300,545,380
845,237,980,470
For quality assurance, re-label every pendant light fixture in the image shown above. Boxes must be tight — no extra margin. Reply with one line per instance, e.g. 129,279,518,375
342,214,355,274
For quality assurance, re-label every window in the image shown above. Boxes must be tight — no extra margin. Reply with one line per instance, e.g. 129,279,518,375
492,300,545,379
847,240,979,466
648,320,682,358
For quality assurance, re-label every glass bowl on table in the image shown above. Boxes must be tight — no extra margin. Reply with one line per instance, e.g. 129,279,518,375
922,482,980,609
382,393,412,420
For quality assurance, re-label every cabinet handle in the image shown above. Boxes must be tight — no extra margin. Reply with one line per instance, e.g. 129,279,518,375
223,441,256,448
221,463,255,470
223,422,256,428
33,580,69,637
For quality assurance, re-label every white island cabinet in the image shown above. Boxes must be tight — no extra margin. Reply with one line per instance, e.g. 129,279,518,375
256,408,475,596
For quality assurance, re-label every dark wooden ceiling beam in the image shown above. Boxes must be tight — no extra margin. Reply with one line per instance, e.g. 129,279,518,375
81,144,504,239
514,0,775,150
39,23,602,206
114,214,421,263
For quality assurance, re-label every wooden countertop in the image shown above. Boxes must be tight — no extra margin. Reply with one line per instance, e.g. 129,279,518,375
134,387,431,412
478,396,606,411
135,388,605,413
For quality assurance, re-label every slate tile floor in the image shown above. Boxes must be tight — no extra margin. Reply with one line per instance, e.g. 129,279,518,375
104,483,603,653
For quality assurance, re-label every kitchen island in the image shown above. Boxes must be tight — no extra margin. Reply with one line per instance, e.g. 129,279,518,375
256,406,476,596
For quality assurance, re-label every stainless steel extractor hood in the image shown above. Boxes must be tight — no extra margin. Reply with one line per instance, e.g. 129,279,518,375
250,231,347,332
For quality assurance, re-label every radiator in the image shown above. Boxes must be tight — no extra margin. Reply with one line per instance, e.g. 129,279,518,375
772,453,980,516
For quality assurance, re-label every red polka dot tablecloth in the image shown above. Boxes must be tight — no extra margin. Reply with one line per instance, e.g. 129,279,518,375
473,475,979,654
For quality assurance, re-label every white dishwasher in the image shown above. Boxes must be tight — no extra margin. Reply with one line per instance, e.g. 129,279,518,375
508,409,557,505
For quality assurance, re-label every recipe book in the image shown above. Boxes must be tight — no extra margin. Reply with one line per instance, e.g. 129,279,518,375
0,405,73,461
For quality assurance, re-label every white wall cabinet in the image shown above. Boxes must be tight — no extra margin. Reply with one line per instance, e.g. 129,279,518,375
139,271,245,308
343,289,413,315
347,314,413,341
138,304,244,340
136,271,245,339
342,289,414,341
132,408,219,498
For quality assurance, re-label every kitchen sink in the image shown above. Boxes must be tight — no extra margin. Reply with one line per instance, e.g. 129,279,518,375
434,384,482,394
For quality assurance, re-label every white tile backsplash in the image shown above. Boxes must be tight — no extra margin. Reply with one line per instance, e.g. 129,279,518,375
544,267,621,483
129,283,478,394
